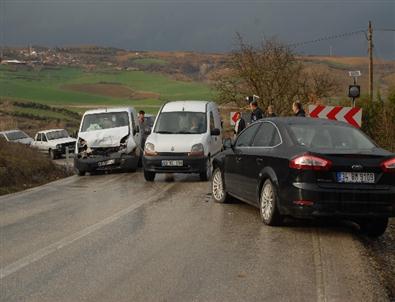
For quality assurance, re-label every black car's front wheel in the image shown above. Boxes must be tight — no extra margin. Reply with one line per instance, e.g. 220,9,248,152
358,217,388,237
260,179,282,226
212,168,229,203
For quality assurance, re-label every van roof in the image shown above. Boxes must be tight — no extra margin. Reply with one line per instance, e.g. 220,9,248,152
83,107,135,115
162,101,210,113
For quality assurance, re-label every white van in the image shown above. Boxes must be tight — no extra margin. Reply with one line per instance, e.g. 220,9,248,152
143,101,223,181
74,107,141,175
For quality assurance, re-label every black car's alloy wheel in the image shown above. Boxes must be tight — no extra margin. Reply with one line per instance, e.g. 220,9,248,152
260,179,282,226
212,168,228,203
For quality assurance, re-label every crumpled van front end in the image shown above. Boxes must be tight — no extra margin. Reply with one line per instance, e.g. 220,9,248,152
74,109,139,175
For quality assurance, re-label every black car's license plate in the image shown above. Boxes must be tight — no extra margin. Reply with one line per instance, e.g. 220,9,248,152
161,160,183,167
336,172,375,184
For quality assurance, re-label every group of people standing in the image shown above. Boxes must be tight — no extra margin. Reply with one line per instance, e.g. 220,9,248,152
233,99,306,136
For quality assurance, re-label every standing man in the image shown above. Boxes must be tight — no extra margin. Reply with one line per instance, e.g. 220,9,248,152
292,101,306,117
234,112,246,137
249,100,264,123
266,105,276,117
138,110,148,166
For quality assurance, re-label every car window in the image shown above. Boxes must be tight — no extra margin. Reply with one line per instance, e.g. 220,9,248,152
252,122,281,147
289,123,376,149
42,134,48,142
154,112,207,134
5,131,29,141
235,123,260,147
210,112,215,130
81,112,129,132
36,133,42,141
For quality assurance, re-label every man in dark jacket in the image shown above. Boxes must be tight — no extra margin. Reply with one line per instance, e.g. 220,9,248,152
292,101,306,117
234,112,246,136
250,100,264,123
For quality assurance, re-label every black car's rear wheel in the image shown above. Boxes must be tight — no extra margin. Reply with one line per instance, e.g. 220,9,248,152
212,168,229,203
260,179,282,226
358,217,388,237
144,170,155,182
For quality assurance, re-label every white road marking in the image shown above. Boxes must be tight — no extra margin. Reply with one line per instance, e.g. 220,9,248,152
0,183,174,279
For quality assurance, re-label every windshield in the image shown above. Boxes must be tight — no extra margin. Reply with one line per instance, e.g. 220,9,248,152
81,112,129,132
154,112,207,134
289,123,376,150
6,131,29,141
46,130,69,140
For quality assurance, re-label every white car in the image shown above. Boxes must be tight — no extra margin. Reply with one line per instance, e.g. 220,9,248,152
143,100,223,181
74,107,141,176
0,129,33,145
31,129,76,159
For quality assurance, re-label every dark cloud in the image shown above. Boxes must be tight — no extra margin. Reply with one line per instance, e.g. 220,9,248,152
1,0,394,59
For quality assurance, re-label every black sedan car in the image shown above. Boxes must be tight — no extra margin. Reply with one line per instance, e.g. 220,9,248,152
212,117,395,237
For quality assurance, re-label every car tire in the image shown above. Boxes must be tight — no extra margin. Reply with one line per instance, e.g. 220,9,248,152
75,168,86,176
358,217,388,237
199,157,211,181
212,168,229,203
144,170,155,182
49,149,57,160
259,179,283,226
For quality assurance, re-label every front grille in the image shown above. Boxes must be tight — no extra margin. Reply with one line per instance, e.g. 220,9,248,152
157,152,189,156
91,147,119,155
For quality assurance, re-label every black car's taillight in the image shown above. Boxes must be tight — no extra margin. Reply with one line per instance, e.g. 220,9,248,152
289,154,332,171
381,158,395,173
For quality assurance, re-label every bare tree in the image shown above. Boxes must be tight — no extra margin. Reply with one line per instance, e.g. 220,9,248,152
214,34,340,115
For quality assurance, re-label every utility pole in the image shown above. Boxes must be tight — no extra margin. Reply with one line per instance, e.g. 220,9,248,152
368,21,373,102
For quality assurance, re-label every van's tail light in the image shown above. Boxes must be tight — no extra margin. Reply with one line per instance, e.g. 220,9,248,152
381,158,395,173
289,154,332,171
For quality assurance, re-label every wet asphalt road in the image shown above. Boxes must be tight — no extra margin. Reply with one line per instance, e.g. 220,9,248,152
0,172,390,302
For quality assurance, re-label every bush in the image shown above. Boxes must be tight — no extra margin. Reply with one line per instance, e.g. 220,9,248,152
0,141,69,195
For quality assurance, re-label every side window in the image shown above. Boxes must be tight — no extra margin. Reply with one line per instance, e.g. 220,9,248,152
36,133,41,141
210,111,215,130
235,123,260,147
252,123,281,147
42,134,48,142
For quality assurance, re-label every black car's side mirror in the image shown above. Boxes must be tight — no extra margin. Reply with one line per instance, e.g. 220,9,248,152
211,128,220,136
223,138,233,150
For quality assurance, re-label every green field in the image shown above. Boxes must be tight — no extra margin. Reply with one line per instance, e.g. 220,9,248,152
0,65,214,113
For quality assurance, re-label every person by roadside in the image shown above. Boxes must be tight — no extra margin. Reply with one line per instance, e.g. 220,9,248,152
292,101,306,117
234,112,246,137
249,100,264,123
266,105,276,117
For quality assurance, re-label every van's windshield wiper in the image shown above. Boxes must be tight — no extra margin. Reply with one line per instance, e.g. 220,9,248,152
155,131,175,134
175,131,195,134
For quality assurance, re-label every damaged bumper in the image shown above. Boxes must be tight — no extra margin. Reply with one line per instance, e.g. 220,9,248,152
74,153,138,173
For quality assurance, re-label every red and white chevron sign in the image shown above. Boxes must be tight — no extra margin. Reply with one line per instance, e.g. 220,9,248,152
308,105,362,128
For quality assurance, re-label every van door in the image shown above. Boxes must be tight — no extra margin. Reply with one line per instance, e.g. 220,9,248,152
208,107,222,157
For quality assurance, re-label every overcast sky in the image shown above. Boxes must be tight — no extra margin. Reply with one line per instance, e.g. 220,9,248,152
1,0,394,59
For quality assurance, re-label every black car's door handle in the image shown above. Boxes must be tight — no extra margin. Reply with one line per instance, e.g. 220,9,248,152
236,156,242,162
256,158,263,164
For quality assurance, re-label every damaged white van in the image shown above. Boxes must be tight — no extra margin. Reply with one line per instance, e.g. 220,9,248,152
74,108,141,176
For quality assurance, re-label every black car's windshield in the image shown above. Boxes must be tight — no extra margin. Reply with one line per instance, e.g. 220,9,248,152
154,112,207,134
81,112,129,132
289,123,376,150
6,131,29,141
46,130,69,140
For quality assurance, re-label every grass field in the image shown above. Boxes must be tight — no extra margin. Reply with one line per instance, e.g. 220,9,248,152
0,65,214,113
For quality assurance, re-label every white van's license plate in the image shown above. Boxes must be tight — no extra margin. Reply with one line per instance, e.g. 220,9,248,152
98,159,116,167
161,160,183,167
336,172,375,183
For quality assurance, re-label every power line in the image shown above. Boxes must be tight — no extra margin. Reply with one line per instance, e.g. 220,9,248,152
287,30,366,48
